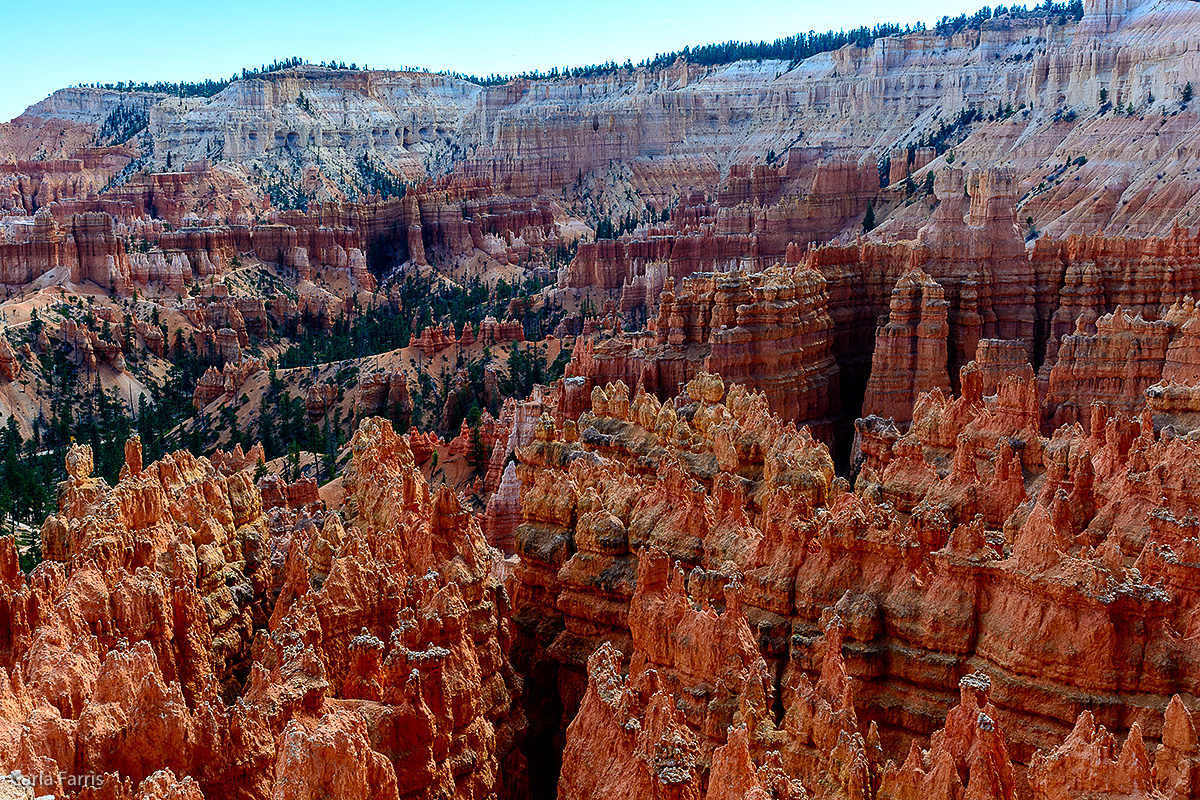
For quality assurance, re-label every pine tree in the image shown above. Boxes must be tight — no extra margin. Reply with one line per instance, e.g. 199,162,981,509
258,395,277,458
468,426,487,467
863,201,877,232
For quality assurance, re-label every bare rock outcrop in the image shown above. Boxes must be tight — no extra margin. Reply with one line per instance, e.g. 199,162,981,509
0,416,524,800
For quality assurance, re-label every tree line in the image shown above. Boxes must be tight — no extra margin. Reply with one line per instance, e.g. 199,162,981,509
79,57,365,99
461,0,1086,85
73,0,1089,104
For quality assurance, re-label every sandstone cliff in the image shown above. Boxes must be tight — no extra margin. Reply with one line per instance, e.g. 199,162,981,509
511,370,1200,798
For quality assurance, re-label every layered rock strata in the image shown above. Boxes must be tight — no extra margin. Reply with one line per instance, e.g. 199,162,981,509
513,370,1200,798
566,265,839,435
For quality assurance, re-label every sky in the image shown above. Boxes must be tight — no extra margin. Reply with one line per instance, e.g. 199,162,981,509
0,0,984,122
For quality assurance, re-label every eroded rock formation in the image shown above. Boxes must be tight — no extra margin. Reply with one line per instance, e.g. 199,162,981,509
508,369,1200,800
13,2,1200,797
0,418,522,800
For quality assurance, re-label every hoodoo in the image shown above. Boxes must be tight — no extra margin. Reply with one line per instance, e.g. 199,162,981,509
8,0,1200,796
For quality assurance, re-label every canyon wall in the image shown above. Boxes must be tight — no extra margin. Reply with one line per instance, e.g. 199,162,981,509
8,2,1200,798
514,370,1200,798
564,161,1200,446
8,0,1200,267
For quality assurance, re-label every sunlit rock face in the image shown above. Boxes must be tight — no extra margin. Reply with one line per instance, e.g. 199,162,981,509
0,421,523,800
9,1,1200,797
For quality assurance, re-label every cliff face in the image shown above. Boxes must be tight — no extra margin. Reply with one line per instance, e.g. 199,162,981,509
513,370,1200,799
559,154,879,297
564,165,1200,441
563,263,840,439
862,268,952,424
149,69,476,178
21,0,1184,226
9,0,1200,231
8,1,1200,319
11,1,1200,797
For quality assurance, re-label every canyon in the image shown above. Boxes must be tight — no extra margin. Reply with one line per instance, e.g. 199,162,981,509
6,0,1200,796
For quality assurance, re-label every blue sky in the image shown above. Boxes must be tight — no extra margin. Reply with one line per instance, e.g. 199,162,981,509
1,0,982,122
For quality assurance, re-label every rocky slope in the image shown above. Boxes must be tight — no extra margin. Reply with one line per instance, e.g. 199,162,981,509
9,363,1200,798
514,370,1200,799
7,0,1200,797
0,420,522,800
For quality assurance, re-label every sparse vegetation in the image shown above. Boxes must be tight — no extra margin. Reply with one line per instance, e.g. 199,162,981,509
264,178,309,212
80,57,363,98
355,154,407,200
71,1,1087,102
94,101,150,146
911,107,981,157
